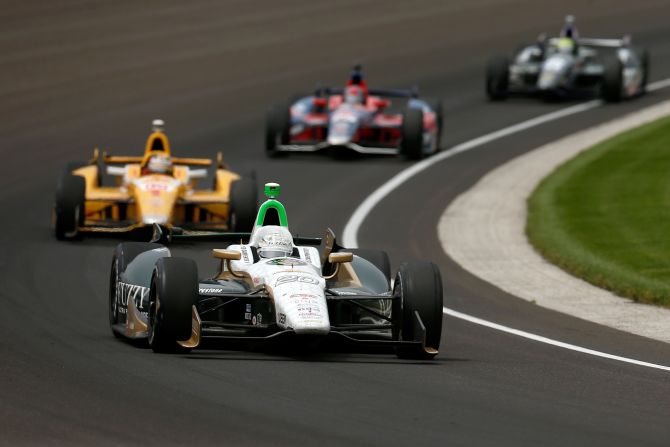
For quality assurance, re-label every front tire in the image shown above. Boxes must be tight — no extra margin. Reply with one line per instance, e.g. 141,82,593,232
400,107,424,160
54,173,85,240
393,262,443,359
229,178,258,231
486,56,510,101
148,257,198,353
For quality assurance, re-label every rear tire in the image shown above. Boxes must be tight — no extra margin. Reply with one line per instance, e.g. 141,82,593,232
349,248,391,287
54,173,85,240
601,56,623,102
393,262,443,360
148,257,198,354
640,48,650,93
229,178,258,231
400,107,424,160
425,98,443,150
265,104,291,158
486,56,510,101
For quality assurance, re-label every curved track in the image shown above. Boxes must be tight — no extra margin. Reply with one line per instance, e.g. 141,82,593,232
2,1,670,445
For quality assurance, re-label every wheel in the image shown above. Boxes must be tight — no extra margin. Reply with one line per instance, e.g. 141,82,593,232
109,242,165,338
486,56,509,101
425,98,443,149
349,248,391,286
229,177,258,231
393,262,443,359
54,173,85,240
400,107,424,160
601,56,623,102
148,257,198,353
265,103,291,157
640,48,650,93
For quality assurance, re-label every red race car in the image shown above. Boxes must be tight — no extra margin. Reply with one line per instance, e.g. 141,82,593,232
265,67,442,160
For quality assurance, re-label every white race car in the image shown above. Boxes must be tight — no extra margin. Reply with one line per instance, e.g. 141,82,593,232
109,183,444,359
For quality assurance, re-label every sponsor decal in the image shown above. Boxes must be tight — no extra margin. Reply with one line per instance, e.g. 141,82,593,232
117,281,150,311
278,313,286,324
199,287,225,294
266,258,308,267
275,275,319,287
245,303,252,312
330,290,358,296
252,315,257,325
303,248,312,264
241,246,250,263
245,312,252,320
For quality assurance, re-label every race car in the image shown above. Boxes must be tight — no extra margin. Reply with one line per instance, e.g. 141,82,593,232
109,182,444,359
54,120,258,240
486,17,649,102
265,66,442,159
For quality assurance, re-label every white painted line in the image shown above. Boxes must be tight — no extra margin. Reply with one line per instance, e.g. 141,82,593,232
648,78,670,92
443,307,670,372
341,99,601,248
342,80,670,249
341,77,670,371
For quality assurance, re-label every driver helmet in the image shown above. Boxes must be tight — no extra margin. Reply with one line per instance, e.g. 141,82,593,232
145,154,173,175
344,85,364,104
256,225,294,259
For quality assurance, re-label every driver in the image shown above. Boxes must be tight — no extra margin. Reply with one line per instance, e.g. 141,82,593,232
556,15,579,55
256,226,294,259
142,154,173,175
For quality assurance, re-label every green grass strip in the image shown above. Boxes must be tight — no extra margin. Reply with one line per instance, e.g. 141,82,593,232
527,114,670,307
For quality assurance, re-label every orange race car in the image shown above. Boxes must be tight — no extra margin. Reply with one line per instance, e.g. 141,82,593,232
54,120,258,240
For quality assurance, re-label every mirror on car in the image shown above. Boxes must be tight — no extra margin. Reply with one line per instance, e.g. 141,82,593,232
212,249,241,261
328,252,353,264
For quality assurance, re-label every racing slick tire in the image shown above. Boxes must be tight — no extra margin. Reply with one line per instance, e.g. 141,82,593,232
148,257,198,353
640,48,650,93
265,104,291,157
54,173,85,240
109,242,166,338
392,262,443,360
400,107,424,160
349,249,391,288
425,98,443,150
601,56,624,102
486,56,510,101
229,177,258,232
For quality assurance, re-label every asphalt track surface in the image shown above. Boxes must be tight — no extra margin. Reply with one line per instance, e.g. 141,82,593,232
2,1,670,445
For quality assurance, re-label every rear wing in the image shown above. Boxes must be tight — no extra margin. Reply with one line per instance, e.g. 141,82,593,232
150,223,323,246
102,155,213,167
315,86,420,99
548,36,629,48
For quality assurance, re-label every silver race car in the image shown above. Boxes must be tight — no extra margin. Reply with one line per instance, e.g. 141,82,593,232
486,24,649,102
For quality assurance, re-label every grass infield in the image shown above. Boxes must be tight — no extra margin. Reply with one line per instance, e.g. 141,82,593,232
527,114,670,307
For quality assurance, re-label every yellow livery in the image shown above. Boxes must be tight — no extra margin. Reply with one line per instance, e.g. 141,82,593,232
54,120,257,240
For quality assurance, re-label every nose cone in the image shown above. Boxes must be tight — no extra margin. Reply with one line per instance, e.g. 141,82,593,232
133,176,179,226
327,133,351,146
